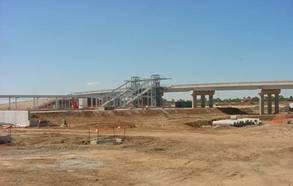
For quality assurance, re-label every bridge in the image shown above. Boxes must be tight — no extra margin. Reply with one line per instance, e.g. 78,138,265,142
165,81,293,115
1,76,293,115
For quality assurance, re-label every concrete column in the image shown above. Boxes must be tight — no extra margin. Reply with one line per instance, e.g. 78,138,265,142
33,97,36,110
15,97,18,110
275,93,280,114
192,94,197,108
8,97,11,110
55,98,58,109
209,95,214,108
46,99,49,109
259,89,280,115
267,94,273,114
36,98,39,109
259,93,265,115
193,90,215,109
200,95,206,108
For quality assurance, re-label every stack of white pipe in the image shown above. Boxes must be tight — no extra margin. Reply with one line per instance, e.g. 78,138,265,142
212,118,261,126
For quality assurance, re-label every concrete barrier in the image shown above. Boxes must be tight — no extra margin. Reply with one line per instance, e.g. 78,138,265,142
0,111,30,127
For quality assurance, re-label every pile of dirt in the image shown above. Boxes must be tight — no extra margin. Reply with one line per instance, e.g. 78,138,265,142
217,107,253,115
31,109,227,130
185,120,213,128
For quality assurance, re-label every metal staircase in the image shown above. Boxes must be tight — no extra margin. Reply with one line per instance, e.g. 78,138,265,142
101,81,129,107
125,86,152,106
101,75,169,108
102,78,151,108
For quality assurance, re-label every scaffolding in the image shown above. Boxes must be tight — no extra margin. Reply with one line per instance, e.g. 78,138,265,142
102,75,169,108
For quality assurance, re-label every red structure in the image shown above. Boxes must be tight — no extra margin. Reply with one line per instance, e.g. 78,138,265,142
70,99,78,109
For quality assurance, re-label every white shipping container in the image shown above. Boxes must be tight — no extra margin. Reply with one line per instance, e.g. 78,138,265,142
78,98,88,109
289,103,293,109
0,111,30,127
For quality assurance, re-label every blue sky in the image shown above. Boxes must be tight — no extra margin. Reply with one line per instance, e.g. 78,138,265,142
0,0,292,99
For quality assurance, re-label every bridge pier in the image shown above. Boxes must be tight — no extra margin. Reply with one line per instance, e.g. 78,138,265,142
267,94,273,114
192,94,197,108
258,89,280,115
15,97,18,110
55,98,59,109
8,97,11,110
200,95,206,108
192,90,215,108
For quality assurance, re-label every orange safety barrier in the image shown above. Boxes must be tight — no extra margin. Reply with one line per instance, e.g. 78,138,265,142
271,114,293,125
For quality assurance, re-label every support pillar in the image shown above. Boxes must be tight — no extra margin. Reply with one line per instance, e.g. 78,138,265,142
191,93,197,108
267,94,273,114
200,95,206,108
275,93,279,114
15,97,18,110
55,98,58,109
36,98,39,109
33,97,36,110
258,89,281,115
209,95,214,108
8,97,11,110
192,90,215,109
46,99,49,110
259,93,265,115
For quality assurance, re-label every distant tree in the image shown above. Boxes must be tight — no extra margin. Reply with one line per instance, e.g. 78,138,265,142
251,97,259,102
214,98,222,103
233,98,242,102
175,100,192,108
279,95,286,101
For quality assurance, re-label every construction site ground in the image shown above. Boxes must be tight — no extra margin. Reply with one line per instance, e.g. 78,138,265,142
1,108,293,186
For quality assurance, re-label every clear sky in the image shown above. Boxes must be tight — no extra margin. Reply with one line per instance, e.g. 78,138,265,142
0,0,292,100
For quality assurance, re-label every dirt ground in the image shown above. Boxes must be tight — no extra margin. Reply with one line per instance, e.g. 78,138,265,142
1,108,293,186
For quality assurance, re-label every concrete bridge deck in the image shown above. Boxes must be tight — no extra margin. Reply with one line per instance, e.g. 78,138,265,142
165,80,293,92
